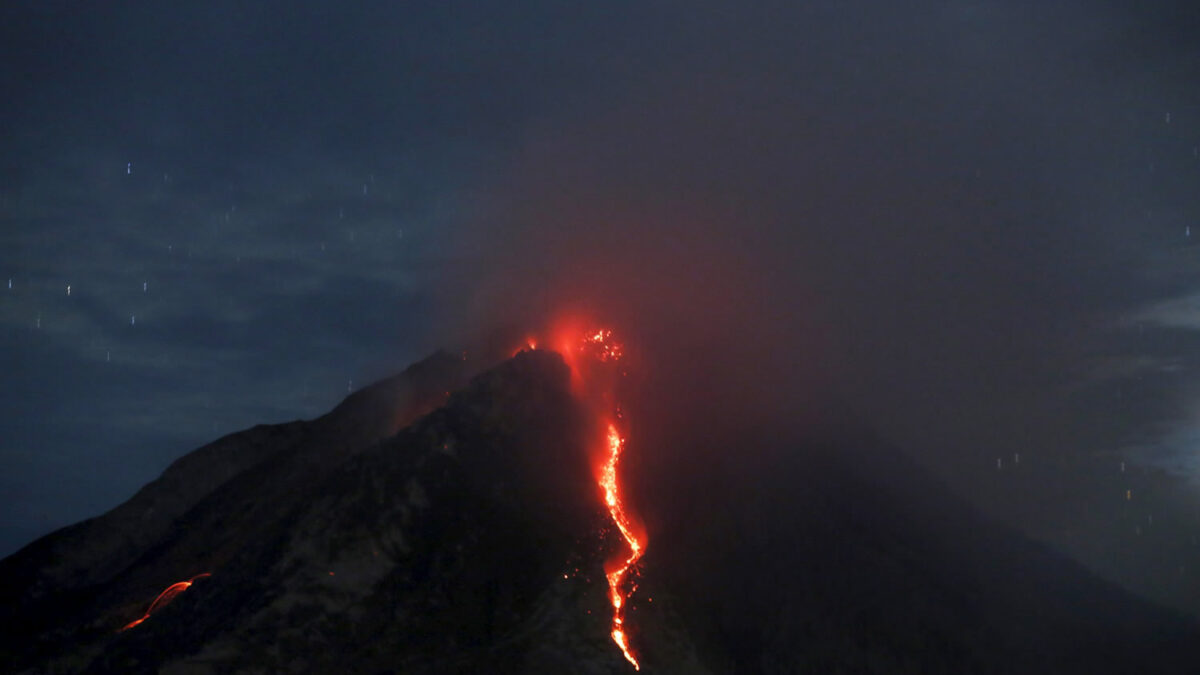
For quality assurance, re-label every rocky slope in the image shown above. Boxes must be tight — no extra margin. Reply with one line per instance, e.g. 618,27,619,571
2,348,1198,673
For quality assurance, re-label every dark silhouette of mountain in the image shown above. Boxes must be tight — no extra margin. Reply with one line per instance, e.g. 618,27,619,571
2,349,1197,673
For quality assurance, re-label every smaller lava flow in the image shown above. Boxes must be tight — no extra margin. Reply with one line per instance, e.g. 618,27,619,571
119,573,211,632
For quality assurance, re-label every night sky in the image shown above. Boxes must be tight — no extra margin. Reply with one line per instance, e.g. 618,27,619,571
4,0,1200,614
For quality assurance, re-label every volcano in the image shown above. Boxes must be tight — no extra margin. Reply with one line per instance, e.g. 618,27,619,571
2,347,1198,674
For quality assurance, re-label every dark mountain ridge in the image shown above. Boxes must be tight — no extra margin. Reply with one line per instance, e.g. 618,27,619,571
2,348,1198,673
0,349,472,671
649,433,1199,673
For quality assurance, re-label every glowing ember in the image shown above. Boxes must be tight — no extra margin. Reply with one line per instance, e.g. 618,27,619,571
584,329,623,362
119,572,211,632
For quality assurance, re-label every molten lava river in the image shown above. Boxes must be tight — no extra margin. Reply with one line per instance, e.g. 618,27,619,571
539,327,646,670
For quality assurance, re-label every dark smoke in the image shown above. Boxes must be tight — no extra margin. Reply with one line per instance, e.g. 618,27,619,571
433,0,1186,493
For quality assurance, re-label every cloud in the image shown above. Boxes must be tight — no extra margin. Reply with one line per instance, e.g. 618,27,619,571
0,144,452,555
1135,291,1200,332
425,1,1182,472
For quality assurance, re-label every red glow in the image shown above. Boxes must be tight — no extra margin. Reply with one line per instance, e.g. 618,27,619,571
601,422,643,670
119,573,211,632
543,323,644,669
511,336,539,357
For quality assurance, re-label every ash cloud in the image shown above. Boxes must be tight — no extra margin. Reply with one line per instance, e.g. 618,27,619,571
412,11,1200,626
438,0,1191,475
424,5,1200,616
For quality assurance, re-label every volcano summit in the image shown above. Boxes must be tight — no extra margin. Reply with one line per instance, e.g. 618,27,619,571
2,346,1198,674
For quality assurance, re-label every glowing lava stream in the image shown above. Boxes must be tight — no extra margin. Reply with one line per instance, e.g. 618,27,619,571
601,421,644,670
542,326,645,669
119,573,211,632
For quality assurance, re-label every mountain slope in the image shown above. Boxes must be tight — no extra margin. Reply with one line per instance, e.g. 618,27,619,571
0,349,472,671
647,432,1200,673
2,348,1198,673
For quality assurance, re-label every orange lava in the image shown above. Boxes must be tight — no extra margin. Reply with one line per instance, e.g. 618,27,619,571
511,336,539,357
119,572,211,632
537,323,644,669
601,421,643,670
510,322,646,667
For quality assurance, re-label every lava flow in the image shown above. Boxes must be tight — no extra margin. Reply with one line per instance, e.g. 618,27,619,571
544,326,645,669
119,572,211,632
601,420,644,670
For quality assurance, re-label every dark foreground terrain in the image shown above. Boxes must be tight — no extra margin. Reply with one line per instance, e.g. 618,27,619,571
2,349,1197,673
